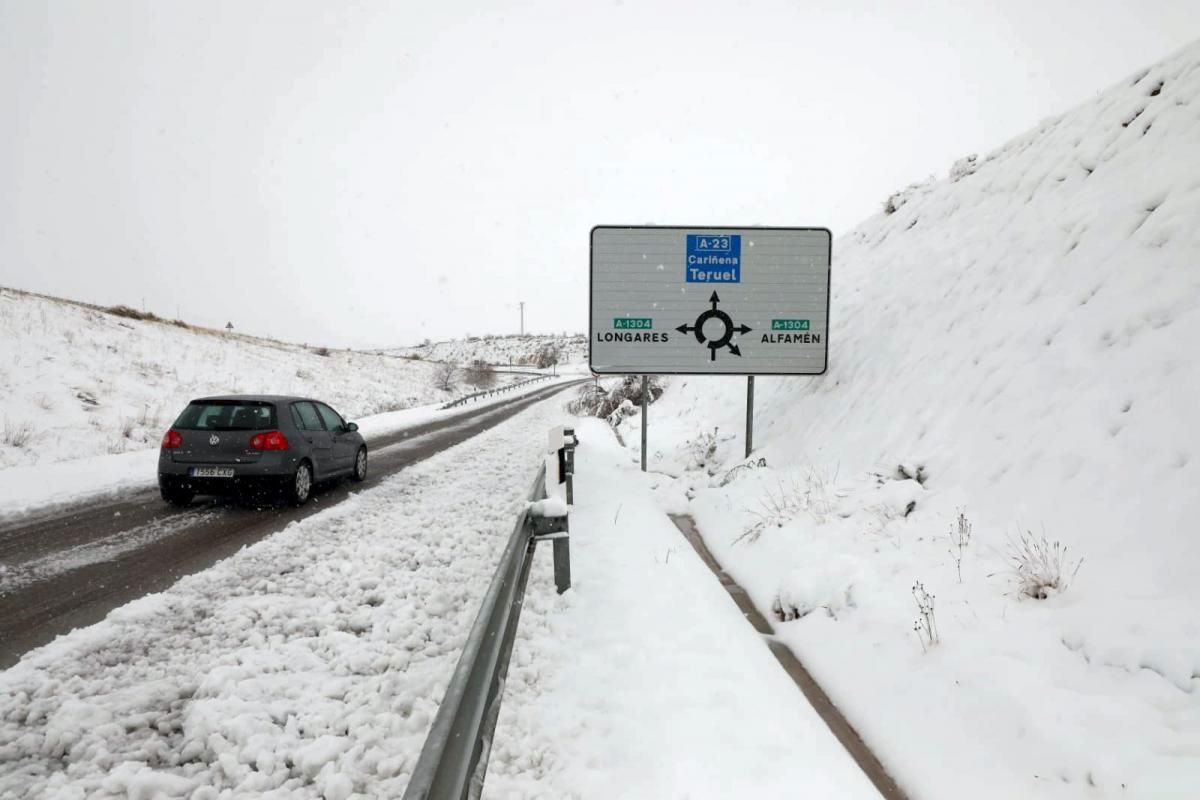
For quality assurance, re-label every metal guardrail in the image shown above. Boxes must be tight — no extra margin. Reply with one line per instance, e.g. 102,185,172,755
488,368,549,377
441,374,553,410
403,430,576,800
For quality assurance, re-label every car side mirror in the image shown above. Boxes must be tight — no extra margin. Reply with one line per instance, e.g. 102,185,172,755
345,422,359,432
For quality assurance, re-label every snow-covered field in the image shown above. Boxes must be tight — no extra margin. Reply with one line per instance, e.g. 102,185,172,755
0,289,527,470
607,40,1200,799
386,334,586,367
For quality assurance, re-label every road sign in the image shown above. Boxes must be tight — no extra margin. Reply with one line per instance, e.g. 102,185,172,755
590,226,831,375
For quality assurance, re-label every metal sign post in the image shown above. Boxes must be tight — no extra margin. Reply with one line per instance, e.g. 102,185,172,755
641,375,648,472
745,376,755,458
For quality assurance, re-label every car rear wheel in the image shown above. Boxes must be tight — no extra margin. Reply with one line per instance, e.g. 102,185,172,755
351,447,368,482
160,481,195,507
285,461,313,506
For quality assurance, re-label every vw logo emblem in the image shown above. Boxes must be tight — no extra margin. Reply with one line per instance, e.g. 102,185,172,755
209,435,220,446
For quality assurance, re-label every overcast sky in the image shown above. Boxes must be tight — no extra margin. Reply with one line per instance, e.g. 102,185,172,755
1,1,1195,348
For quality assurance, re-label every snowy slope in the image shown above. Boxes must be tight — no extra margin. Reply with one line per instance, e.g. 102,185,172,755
617,41,1200,798
0,289,521,469
387,333,587,366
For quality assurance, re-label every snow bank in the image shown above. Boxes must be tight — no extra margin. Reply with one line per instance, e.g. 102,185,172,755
483,419,877,798
616,40,1200,799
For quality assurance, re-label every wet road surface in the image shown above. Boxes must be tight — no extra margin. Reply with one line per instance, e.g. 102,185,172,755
0,381,584,668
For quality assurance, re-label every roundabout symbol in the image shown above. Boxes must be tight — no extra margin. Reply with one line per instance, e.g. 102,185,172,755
676,291,752,362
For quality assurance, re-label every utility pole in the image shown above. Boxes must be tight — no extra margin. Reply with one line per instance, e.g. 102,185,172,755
519,301,525,336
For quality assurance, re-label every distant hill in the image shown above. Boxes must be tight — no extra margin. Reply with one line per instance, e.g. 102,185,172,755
384,333,587,367
0,288,522,469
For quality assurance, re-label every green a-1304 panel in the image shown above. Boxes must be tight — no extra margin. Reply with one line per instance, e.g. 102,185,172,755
589,226,831,375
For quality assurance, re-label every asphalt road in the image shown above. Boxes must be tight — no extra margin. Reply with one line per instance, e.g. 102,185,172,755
0,380,585,669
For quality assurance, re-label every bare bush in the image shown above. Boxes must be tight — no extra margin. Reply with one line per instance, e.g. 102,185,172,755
912,581,939,652
120,416,136,439
948,508,972,583
34,393,56,411
464,359,497,389
687,427,720,474
534,343,561,369
432,361,457,392
567,377,662,424
137,404,160,429
1004,529,1083,599
720,457,769,486
2,419,37,448
314,346,331,357
106,305,159,322
735,469,836,545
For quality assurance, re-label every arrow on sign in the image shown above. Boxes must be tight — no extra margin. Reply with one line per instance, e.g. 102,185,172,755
679,293,749,362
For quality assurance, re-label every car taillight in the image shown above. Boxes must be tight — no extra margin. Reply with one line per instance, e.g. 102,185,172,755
161,429,183,449
249,431,289,451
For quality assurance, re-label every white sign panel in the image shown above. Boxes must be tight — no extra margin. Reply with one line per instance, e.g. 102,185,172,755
590,226,831,375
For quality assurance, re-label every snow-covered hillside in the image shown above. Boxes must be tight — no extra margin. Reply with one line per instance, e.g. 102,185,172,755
0,289,514,469
387,333,586,366
616,42,1200,798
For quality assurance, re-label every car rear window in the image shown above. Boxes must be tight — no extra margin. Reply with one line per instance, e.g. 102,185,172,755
174,401,277,431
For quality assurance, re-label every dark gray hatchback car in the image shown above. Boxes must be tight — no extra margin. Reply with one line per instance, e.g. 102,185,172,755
158,395,367,506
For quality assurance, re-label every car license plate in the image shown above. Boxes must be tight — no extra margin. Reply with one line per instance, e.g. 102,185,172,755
190,466,235,478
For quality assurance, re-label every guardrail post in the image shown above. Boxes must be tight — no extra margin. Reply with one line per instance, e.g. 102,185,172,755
533,514,570,594
563,427,576,505
553,535,571,594
537,425,576,595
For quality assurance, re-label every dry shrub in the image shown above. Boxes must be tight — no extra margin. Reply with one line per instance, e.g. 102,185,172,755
3,419,37,448
567,377,662,424
464,359,497,389
1005,529,1083,599
106,305,159,322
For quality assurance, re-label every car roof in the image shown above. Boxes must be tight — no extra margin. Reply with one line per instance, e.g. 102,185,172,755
187,394,321,405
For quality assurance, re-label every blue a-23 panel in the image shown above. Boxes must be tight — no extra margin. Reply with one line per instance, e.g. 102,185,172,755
685,234,741,283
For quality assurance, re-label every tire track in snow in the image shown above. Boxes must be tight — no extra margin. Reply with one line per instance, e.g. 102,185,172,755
0,510,218,596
